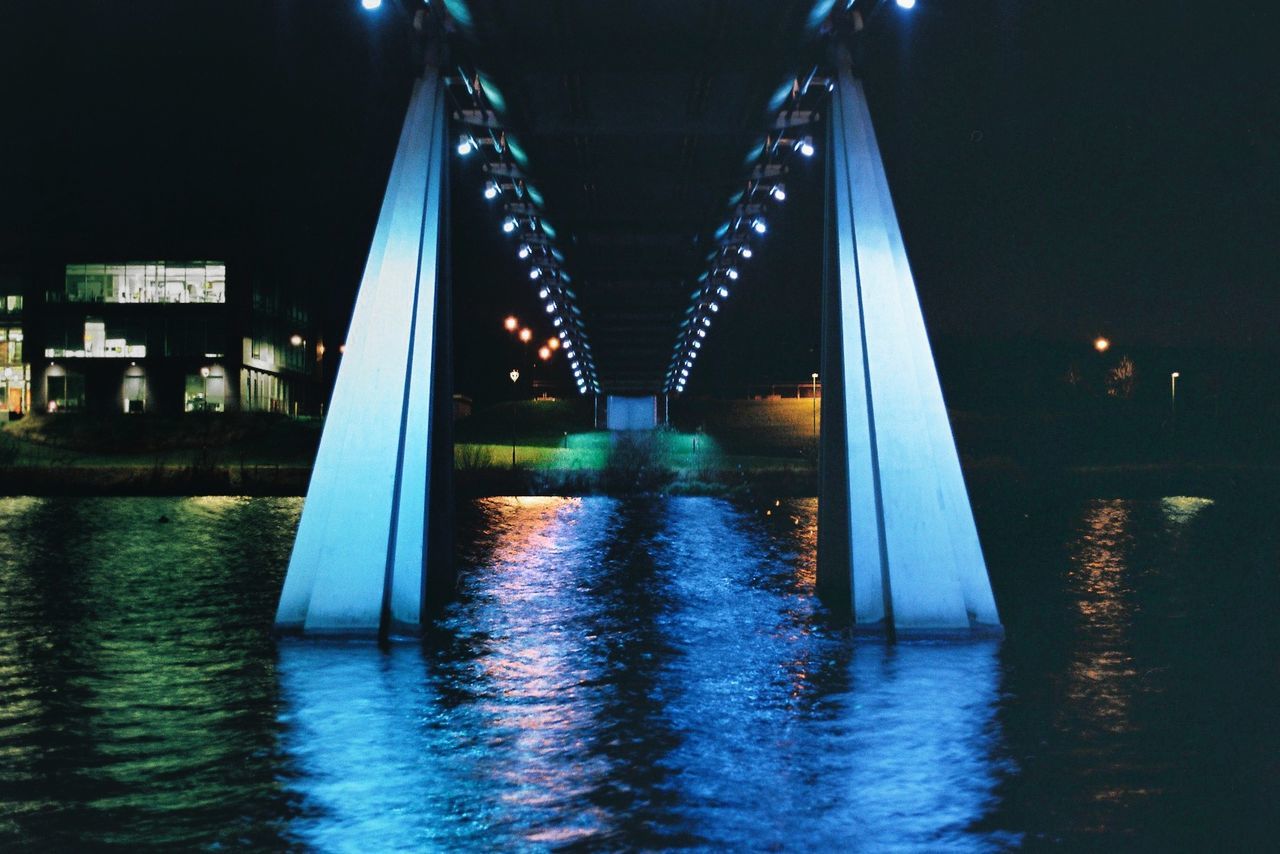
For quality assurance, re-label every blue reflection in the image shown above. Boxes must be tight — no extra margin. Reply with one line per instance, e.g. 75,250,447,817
276,497,1012,850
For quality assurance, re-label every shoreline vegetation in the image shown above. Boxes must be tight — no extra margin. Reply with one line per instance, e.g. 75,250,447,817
1,400,1276,501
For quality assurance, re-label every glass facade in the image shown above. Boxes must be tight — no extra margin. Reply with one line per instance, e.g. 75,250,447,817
1,275,30,414
46,371,85,412
185,366,227,413
1,328,30,414
57,262,226,304
44,317,147,359
240,367,298,414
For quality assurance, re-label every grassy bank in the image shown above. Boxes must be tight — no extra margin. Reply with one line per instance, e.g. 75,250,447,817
3,399,1276,499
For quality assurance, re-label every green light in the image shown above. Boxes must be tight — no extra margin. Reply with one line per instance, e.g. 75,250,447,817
477,73,506,114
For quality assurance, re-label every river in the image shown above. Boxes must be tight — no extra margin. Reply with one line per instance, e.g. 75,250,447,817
0,494,1274,849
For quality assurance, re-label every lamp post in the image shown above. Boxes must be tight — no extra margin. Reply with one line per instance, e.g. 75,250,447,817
509,368,520,468
811,372,819,437
1170,371,1180,428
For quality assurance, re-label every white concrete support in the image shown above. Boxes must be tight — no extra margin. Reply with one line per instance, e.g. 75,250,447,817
817,55,1000,636
275,68,451,638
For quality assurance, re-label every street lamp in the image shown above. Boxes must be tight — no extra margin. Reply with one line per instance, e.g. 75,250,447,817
1093,336,1111,353
538,346,552,361
811,372,819,437
509,369,520,468
504,315,518,332
518,327,532,344
1171,371,1180,416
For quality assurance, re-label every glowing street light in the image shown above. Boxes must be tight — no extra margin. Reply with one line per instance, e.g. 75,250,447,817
546,337,560,351
504,315,519,332
538,346,552,361
811,372,820,437
507,369,520,467
1094,336,1111,353
518,328,532,343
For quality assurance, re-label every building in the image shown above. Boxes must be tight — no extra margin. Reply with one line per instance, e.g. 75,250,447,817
0,270,30,417
2,260,320,417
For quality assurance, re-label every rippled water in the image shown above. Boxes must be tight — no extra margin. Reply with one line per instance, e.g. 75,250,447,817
0,494,1275,849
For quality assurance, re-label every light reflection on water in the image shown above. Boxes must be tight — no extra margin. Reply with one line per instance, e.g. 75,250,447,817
0,493,1275,849
281,498,1007,850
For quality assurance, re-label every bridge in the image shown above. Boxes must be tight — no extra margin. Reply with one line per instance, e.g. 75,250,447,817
275,0,1000,639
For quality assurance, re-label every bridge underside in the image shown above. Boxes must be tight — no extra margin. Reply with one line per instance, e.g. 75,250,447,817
275,4,1000,639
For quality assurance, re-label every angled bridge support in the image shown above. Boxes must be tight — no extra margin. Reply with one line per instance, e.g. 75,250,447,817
276,67,453,639
818,53,1000,637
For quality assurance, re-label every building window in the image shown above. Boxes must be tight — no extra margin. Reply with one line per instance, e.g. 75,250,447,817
185,365,226,413
0,327,22,365
58,262,226,305
122,366,147,414
1,364,30,415
47,371,85,412
1,328,29,415
1,295,21,314
44,318,146,359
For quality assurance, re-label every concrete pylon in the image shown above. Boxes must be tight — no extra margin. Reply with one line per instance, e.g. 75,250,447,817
817,54,1000,637
275,67,453,638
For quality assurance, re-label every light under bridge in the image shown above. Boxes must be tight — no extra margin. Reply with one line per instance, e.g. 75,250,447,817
276,0,1001,640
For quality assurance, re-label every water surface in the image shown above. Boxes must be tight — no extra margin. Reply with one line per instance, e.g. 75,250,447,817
0,494,1275,849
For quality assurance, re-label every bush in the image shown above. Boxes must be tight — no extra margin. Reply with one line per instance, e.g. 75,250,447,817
602,432,672,494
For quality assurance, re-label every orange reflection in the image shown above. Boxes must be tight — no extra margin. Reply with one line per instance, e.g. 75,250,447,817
1065,500,1137,746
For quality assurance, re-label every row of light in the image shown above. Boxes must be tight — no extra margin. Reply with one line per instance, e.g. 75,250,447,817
446,71,599,395
663,73,826,394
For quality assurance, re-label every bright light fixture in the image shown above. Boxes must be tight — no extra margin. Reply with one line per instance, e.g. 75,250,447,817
361,0,382,10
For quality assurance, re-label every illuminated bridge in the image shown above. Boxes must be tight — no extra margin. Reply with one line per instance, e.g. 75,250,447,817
276,0,1001,640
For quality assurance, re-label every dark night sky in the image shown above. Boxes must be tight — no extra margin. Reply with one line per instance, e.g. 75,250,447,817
1,1,1275,404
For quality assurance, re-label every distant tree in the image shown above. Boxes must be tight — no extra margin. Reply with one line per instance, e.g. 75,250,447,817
1107,355,1138,399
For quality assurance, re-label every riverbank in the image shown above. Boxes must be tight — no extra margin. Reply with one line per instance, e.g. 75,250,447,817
3,458,1276,502
3,405,1277,500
